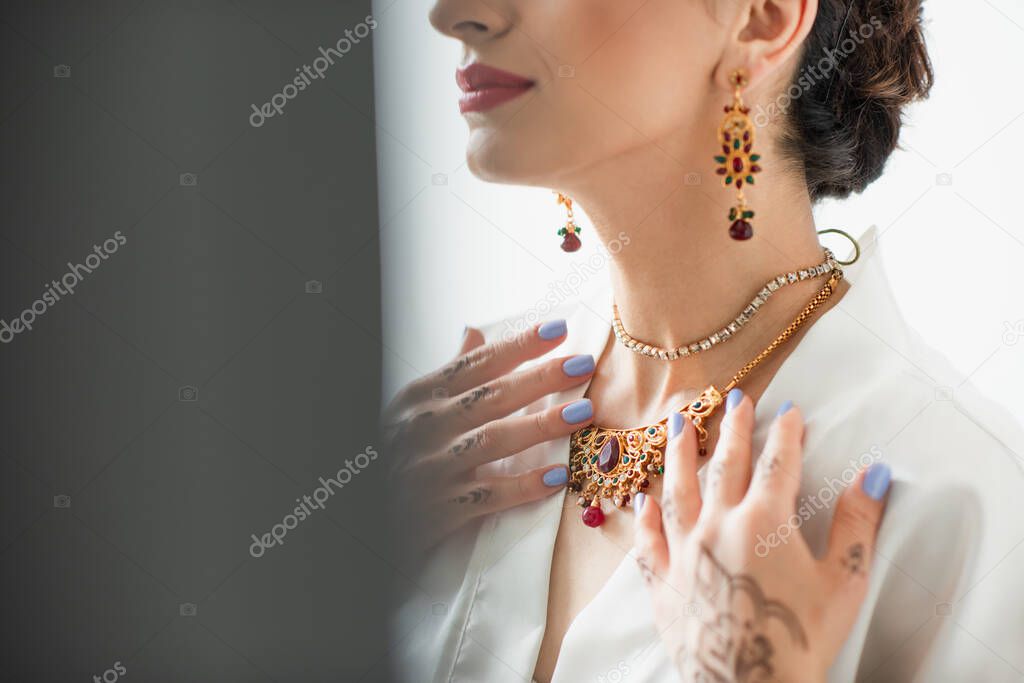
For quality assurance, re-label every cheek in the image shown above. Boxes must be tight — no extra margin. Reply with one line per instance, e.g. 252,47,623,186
465,0,715,184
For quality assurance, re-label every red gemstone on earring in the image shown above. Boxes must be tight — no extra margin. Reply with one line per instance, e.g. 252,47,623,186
729,219,754,240
561,232,582,252
732,157,744,173
582,504,605,527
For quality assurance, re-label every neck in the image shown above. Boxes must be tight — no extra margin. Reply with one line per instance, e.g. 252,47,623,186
559,143,834,420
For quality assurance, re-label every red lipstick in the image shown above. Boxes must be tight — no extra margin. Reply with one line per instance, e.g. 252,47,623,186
456,63,535,114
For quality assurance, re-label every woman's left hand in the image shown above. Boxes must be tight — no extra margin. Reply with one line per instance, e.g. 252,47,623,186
634,392,891,682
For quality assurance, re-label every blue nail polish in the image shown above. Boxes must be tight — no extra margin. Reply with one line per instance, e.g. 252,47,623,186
777,400,794,416
538,319,567,340
562,354,595,377
561,399,593,424
726,388,744,412
862,462,892,500
633,492,646,512
543,467,568,487
667,412,684,440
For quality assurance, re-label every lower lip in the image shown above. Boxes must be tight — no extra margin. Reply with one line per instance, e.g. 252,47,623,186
459,85,533,114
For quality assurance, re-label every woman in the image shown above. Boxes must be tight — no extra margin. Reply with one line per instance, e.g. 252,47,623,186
387,0,1024,680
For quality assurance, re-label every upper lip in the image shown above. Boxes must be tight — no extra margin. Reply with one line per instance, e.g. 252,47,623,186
456,63,534,92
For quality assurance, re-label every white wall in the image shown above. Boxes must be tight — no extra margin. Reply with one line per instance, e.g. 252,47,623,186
372,0,1024,430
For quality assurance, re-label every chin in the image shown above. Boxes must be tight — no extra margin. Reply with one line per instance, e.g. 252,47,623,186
463,128,561,186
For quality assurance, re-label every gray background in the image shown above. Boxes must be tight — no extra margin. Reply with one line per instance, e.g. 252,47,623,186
0,1,392,681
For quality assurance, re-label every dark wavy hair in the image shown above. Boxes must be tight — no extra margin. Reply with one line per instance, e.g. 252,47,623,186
781,0,934,200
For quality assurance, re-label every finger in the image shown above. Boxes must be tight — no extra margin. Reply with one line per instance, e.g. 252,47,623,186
404,319,570,404
436,352,596,437
633,493,669,585
444,464,571,523
458,325,486,356
824,462,891,586
703,388,755,513
660,413,702,539
430,398,594,474
747,401,805,507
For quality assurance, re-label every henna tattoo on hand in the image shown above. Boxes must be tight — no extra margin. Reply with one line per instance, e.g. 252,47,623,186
840,543,865,576
448,431,484,458
755,455,778,481
448,487,492,505
689,545,807,682
441,356,473,380
457,385,492,410
636,556,655,586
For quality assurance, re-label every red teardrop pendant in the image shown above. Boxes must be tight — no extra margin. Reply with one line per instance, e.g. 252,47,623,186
729,219,753,241
582,504,605,527
561,232,582,252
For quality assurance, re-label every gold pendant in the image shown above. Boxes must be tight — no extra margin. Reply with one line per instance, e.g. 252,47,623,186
568,386,724,527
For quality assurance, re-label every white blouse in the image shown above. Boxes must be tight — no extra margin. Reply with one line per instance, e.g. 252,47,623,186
392,229,1024,682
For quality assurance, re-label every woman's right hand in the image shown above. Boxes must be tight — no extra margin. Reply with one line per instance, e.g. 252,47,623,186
383,320,596,553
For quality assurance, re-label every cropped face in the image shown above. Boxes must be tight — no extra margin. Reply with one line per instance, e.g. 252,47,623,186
429,0,727,188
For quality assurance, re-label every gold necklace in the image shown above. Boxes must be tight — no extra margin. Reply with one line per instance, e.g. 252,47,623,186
569,269,843,528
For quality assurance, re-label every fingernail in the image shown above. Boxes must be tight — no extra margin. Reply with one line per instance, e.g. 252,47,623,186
667,412,684,440
862,462,892,501
777,400,794,417
562,354,595,378
561,399,593,424
461,325,468,339
726,388,743,412
633,492,646,512
543,466,568,487
538,319,567,340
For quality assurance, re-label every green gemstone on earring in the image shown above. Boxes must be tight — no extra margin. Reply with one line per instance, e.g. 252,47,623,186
623,457,630,464
640,453,647,461
733,139,740,150
746,175,755,184
750,154,761,162
726,176,733,184
657,466,664,474
714,155,727,163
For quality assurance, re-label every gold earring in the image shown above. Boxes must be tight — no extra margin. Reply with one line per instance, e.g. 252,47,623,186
714,69,762,240
555,192,582,252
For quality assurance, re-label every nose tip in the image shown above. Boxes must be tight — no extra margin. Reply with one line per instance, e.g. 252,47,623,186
428,1,509,42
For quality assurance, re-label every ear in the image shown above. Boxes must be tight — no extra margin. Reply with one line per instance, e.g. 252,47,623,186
714,0,818,91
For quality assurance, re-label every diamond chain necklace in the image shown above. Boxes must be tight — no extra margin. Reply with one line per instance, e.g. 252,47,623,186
612,249,839,360
569,266,843,528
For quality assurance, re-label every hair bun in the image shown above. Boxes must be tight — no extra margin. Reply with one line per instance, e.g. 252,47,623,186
782,0,934,200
